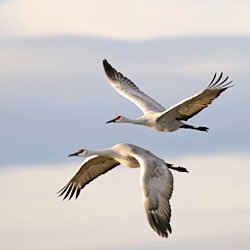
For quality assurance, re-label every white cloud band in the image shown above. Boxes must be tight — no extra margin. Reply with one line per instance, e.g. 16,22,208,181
1,0,250,39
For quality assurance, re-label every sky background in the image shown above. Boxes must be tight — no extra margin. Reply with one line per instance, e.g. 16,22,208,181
1,1,250,250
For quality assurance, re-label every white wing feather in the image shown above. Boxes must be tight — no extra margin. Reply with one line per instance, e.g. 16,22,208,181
133,153,173,238
103,59,165,114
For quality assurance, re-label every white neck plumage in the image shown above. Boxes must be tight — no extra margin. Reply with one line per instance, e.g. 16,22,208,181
119,116,147,126
81,149,111,158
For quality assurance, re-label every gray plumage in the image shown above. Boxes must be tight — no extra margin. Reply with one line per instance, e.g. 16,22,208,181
103,59,233,132
58,143,184,238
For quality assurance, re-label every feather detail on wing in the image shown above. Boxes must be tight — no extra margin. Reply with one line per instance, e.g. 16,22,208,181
103,59,165,114
136,155,173,238
157,72,233,122
58,156,119,200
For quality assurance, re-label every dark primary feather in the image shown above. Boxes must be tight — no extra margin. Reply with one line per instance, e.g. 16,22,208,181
58,156,120,200
103,59,140,92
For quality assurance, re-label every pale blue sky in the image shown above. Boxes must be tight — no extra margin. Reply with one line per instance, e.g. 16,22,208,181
1,1,250,249
1,36,249,166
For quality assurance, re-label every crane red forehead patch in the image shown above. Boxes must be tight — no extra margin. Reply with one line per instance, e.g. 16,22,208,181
77,149,85,154
115,115,121,120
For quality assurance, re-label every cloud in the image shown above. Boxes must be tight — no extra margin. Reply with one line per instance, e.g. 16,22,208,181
1,0,250,39
1,153,250,249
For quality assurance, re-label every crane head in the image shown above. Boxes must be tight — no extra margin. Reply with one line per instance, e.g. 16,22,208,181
68,149,85,157
106,115,122,123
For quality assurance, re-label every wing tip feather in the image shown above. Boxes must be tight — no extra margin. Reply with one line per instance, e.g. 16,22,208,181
146,209,172,238
57,182,80,201
208,72,234,90
103,59,117,79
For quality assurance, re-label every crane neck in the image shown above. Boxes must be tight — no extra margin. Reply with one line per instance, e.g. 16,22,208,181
84,149,113,158
121,116,147,125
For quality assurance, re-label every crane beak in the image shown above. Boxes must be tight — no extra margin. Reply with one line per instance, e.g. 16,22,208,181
106,118,116,124
68,152,79,157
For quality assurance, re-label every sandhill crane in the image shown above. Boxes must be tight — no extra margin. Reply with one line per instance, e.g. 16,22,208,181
58,143,188,238
103,59,233,132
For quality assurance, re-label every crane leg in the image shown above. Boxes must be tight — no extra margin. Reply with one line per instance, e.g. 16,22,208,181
166,163,189,173
180,124,209,132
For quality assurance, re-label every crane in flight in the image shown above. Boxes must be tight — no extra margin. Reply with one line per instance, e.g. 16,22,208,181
58,143,188,238
103,59,233,132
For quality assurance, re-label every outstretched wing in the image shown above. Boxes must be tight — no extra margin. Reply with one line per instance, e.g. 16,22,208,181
157,72,233,122
136,155,173,238
103,59,165,114
58,156,120,200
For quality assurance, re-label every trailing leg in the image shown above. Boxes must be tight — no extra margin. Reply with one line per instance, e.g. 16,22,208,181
180,124,209,132
166,163,189,173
